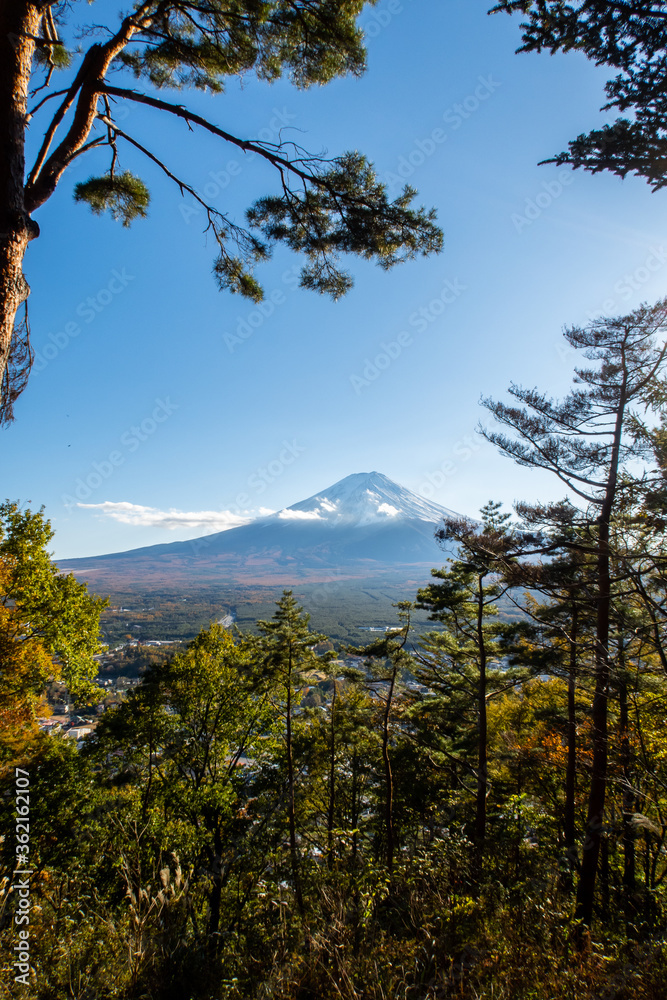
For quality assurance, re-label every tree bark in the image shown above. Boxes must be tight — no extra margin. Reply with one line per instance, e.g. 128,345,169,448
351,752,361,957
576,379,627,928
351,751,358,867
576,521,612,927
564,600,578,870
327,679,337,869
474,574,488,869
382,664,397,871
24,15,140,215
0,2,41,412
618,665,636,902
207,828,223,949
285,647,303,913
0,3,142,410
0,0,150,412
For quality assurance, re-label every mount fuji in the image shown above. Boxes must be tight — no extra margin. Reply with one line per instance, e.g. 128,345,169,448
59,472,466,588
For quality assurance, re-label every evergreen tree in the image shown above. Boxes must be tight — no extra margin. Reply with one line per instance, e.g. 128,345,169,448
351,601,414,872
481,298,667,927
92,623,269,949
516,551,596,874
255,589,328,912
491,1,667,189
416,503,526,872
2,602,667,996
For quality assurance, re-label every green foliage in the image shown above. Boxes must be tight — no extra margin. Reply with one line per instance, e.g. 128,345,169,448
255,588,330,671
212,249,268,301
34,43,71,69
117,0,369,93
247,155,443,298
0,500,107,701
492,0,667,189
53,5,440,302
3,495,667,997
4,1,445,423
74,171,150,227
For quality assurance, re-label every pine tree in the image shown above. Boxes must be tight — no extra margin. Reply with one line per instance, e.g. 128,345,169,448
0,1,442,421
256,590,328,912
416,503,526,873
491,1,667,189
92,623,267,947
351,601,414,872
481,298,667,927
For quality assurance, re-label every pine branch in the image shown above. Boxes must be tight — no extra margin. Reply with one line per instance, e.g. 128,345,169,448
100,84,329,187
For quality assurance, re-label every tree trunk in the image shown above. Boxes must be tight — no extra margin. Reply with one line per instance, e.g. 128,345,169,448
599,830,610,920
207,829,223,949
351,751,358,867
474,574,488,870
327,679,337,869
576,381,627,928
0,2,40,417
618,667,636,903
351,751,361,957
576,513,612,928
285,649,303,912
0,4,141,417
564,601,578,871
382,664,397,871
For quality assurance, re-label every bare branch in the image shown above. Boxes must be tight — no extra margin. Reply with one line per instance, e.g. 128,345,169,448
100,84,329,187
26,88,69,122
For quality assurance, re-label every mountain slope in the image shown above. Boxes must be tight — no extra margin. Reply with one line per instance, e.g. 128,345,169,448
59,472,466,587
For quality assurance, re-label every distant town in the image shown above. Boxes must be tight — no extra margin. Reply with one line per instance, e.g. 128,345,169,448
37,632,431,746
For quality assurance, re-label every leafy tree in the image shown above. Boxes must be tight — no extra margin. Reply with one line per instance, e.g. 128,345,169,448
486,677,579,880
295,660,373,873
2,605,667,996
326,681,377,872
92,623,269,949
491,0,667,188
0,500,106,759
603,513,667,915
0,0,442,421
481,298,667,927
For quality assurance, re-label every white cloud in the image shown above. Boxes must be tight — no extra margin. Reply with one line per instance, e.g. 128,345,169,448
277,508,322,521
377,502,400,517
77,501,273,532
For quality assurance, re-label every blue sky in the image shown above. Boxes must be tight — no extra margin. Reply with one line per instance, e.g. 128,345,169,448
5,0,667,558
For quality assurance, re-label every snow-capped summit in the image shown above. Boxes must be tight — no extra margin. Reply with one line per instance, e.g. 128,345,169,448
280,471,462,527
60,472,466,586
